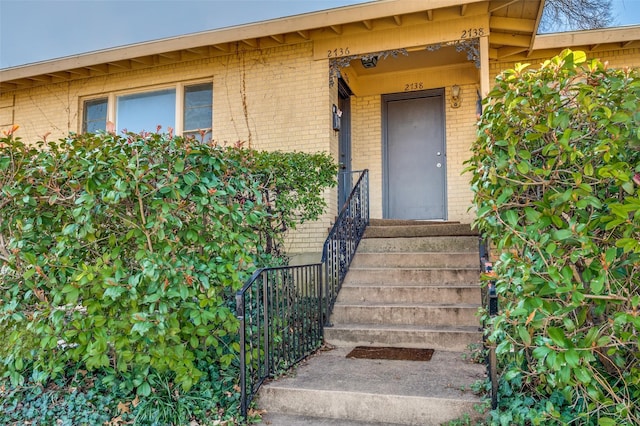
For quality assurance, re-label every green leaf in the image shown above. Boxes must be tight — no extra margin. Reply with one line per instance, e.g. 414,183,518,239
548,327,567,348
565,349,579,367
66,287,79,304
590,274,605,295
532,345,551,360
183,171,197,185
137,382,152,397
516,161,529,174
610,112,629,123
545,242,557,255
584,162,594,176
517,325,531,345
173,158,185,173
598,418,617,426
132,322,153,336
22,268,36,279
572,50,587,64
104,286,126,300
552,229,572,241
574,366,591,384
622,180,634,194
504,210,518,226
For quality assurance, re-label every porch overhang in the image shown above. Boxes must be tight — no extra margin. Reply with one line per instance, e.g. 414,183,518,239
530,25,640,59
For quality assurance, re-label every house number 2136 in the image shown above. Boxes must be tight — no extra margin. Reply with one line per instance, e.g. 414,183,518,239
327,47,350,58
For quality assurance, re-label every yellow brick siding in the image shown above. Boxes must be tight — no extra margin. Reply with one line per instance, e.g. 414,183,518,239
445,84,478,223
1,42,338,254
351,94,383,218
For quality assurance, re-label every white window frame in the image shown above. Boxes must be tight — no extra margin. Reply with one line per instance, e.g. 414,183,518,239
82,80,212,136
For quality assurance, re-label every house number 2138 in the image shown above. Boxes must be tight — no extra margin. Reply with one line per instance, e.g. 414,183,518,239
460,28,485,38
404,82,424,91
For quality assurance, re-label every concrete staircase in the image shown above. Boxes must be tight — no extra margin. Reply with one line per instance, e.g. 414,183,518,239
258,220,486,425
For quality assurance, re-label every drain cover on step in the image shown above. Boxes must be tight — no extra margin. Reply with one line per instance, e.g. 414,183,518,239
346,346,434,361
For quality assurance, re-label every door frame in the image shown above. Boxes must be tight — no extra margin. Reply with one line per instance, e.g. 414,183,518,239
337,78,353,209
381,88,447,219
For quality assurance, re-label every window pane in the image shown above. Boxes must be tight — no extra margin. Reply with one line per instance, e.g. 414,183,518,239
185,83,212,106
117,89,175,133
184,83,212,134
83,98,108,133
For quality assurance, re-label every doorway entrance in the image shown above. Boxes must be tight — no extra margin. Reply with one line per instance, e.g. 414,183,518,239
337,79,352,209
382,89,446,220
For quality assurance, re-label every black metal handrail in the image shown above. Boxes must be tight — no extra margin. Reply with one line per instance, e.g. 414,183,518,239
236,169,369,417
480,237,498,410
236,264,324,417
321,170,369,324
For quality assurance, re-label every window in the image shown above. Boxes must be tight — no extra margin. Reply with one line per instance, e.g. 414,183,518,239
83,98,108,133
183,83,213,139
117,89,176,134
82,82,212,139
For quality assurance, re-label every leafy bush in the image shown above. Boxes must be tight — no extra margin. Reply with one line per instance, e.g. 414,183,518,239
467,50,640,425
0,358,248,425
0,129,336,418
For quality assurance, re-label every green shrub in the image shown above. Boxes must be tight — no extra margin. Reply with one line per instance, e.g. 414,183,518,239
467,50,640,424
0,130,336,404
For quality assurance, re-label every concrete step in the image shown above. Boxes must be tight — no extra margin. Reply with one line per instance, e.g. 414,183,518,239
350,252,479,269
258,412,402,425
324,324,482,352
331,303,480,327
337,284,482,304
357,235,480,253
344,267,480,285
368,219,460,227
257,346,486,425
364,223,478,239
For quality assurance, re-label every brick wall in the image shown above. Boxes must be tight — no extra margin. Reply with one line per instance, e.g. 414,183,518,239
0,42,337,254
351,94,383,218
444,84,478,223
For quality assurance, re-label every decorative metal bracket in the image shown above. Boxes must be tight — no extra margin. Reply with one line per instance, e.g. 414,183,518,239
329,49,409,86
426,38,480,68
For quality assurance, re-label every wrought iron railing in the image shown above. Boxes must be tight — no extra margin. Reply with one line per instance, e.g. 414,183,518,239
236,264,323,417
479,237,498,410
235,169,369,417
321,170,369,324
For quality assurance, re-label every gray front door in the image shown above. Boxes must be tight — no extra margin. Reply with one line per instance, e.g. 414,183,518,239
383,90,446,220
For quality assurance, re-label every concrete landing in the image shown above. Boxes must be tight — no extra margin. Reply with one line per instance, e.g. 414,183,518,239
257,346,486,425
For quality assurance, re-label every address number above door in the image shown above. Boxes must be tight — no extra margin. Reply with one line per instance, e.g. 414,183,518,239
313,14,489,60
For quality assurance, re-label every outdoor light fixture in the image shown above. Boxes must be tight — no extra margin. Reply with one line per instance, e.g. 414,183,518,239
361,56,378,68
450,84,461,108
